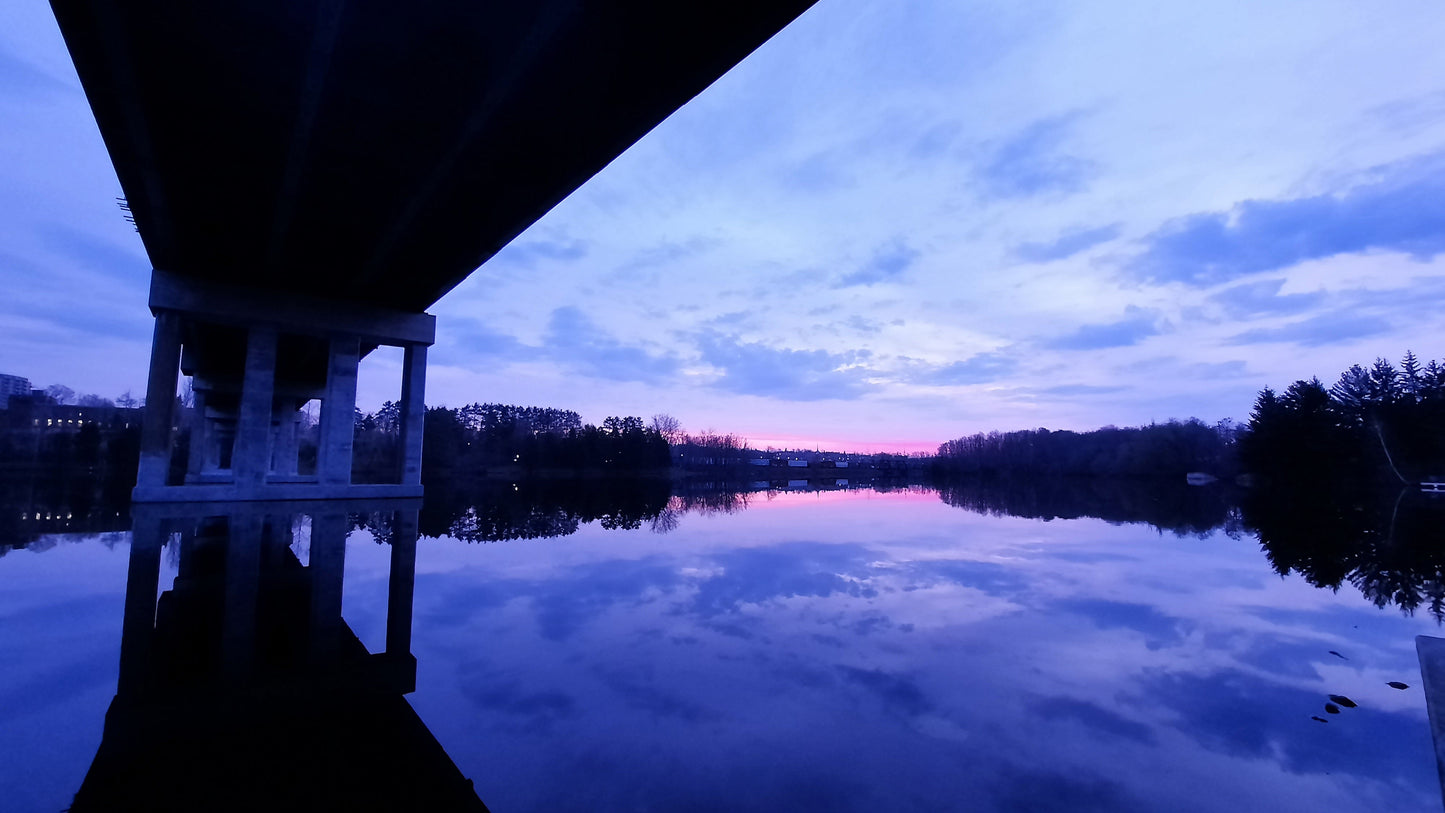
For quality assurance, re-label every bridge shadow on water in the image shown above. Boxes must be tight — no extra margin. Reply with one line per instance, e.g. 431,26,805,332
69,499,488,812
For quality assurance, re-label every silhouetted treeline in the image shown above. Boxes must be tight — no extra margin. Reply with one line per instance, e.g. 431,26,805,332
935,475,1240,537
350,402,671,481
1239,351,1445,485
934,419,1238,479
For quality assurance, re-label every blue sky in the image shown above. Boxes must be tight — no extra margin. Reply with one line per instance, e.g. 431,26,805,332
4,1,1445,452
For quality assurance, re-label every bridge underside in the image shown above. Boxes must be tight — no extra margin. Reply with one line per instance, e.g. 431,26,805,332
50,1,817,501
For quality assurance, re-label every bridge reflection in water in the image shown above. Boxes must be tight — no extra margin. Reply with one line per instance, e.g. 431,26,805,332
70,500,487,812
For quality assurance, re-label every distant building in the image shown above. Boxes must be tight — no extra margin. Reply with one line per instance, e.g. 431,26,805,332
0,374,31,409
1,393,141,433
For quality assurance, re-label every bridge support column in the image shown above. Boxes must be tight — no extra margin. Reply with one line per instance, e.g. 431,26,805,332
136,312,181,489
184,388,209,482
232,326,278,492
132,270,435,502
398,344,427,486
271,410,301,477
318,337,360,487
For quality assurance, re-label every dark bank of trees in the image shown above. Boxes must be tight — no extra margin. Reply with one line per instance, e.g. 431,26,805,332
1239,351,1445,485
933,419,1239,480
351,401,672,482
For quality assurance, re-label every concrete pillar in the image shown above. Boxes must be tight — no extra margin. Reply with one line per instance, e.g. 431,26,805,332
176,526,198,581
271,409,301,476
398,344,427,486
386,509,419,657
185,389,208,482
136,311,182,488
309,511,348,664
118,511,165,698
231,327,278,489
211,419,233,471
221,513,263,683
318,337,360,486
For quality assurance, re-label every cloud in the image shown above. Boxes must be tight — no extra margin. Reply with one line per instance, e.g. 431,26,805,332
1042,306,1161,350
1030,696,1156,745
1119,357,1249,381
444,318,535,359
543,307,680,383
976,113,1097,199
910,558,1030,597
461,678,577,734
1226,311,1392,347
1039,384,1129,396
689,543,878,616
616,236,721,274
916,352,1017,386
1207,279,1325,318
0,50,75,102
989,767,1149,813
597,668,711,722
491,236,588,269
1146,669,1429,785
1014,224,1122,263
836,666,933,718
785,150,854,194
1131,151,1445,285
1051,598,1185,648
836,238,920,287
695,332,876,401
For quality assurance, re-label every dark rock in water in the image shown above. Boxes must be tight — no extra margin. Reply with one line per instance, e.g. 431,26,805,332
1328,695,1357,708
1311,716,1329,723
1388,681,1410,690
1325,703,1340,714
1327,651,1348,660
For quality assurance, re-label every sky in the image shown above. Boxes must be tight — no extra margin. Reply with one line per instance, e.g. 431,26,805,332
4,1,1445,453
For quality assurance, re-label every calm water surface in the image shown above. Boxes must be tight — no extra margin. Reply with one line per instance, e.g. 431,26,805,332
1,485,1440,811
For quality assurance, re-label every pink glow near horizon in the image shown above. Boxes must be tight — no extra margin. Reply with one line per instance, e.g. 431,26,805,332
741,433,938,456
737,487,941,510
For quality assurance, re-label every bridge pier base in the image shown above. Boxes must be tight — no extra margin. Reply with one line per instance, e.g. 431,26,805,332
132,270,436,503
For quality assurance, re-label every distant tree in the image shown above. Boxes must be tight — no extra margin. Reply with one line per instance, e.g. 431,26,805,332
116,391,140,409
650,413,684,445
76,393,115,407
1401,350,1424,398
45,385,74,405
375,400,401,433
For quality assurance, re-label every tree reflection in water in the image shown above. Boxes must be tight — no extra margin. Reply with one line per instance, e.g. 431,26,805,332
1242,484,1445,622
934,475,1242,537
934,474,1445,624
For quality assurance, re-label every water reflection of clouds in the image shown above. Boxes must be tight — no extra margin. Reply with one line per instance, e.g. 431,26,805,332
0,537,129,813
400,494,1440,812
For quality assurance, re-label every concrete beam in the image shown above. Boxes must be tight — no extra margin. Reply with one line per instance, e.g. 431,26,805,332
150,269,435,346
